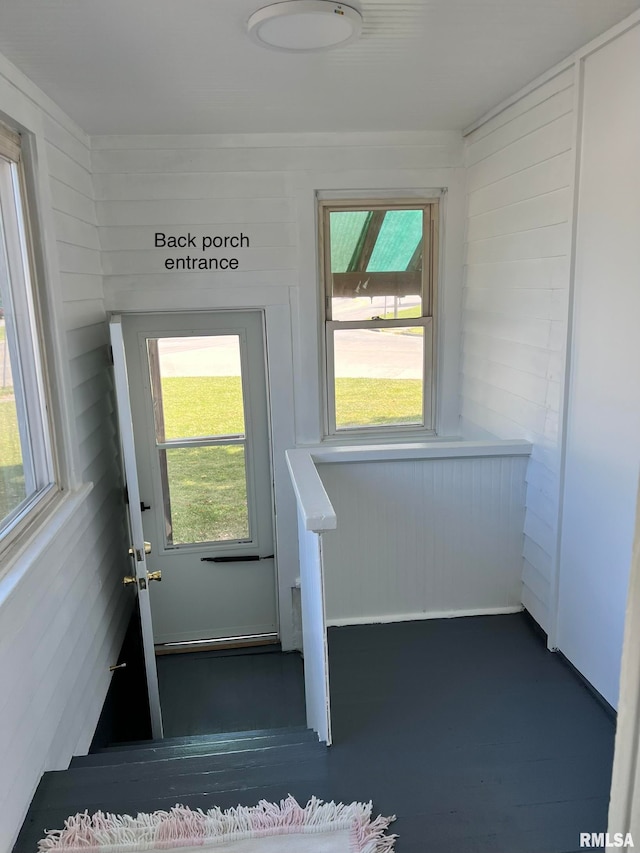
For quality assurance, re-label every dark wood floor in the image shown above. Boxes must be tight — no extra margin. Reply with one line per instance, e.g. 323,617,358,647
325,614,615,853
14,613,615,853
156,644,307,736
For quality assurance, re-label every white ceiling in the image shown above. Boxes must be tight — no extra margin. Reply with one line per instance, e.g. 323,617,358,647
0,0,638,135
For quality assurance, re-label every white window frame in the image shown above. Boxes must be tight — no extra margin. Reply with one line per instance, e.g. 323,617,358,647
0,123,58,551
319,196,439,439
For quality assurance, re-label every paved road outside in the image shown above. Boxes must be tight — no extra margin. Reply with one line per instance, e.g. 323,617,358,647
2,306,423,383
156,299,423,380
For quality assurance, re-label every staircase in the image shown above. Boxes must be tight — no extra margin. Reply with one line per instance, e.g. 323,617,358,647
13,726,328,852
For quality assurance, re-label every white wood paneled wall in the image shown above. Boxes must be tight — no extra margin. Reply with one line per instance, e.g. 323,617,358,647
0,59,128,851
461,68,576,634
557,22,640,710
92,131,465,650
319,455,528,624
91,130,462,311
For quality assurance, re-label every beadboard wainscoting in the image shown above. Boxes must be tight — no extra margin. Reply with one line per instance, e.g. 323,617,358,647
288,442,531,629
461,66,577,635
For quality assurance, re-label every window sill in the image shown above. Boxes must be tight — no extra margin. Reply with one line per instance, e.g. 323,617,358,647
0,482,94,604
321,429,445,446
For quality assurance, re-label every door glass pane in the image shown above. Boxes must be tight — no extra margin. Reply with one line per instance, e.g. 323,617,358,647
333,326,424,429
329,208,423,320
148,335,245,441
163,445,249,545
146,333,252,548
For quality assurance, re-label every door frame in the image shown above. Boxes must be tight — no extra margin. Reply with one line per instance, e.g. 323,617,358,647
109,297,299,651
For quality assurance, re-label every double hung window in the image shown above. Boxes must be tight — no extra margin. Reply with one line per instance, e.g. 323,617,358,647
0,123,56,544
320,198,438,436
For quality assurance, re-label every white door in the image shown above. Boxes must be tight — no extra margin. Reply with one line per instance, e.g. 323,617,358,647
121,311,277,647
110,316,163,738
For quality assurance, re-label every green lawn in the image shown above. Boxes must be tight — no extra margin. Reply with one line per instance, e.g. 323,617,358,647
380,305,421,320
0,396,26,521
158,375,421,544
161,376,244,439
159,376,246,543
335,377,422,428
165,444,249,544
160,375,421,436
0,372,421,543
379,305,423,335
0,326,27,518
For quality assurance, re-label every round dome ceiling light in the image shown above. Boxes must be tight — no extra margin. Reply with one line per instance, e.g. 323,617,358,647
247,1,362,52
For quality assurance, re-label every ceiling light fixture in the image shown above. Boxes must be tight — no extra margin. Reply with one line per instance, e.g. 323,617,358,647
247,1,362,52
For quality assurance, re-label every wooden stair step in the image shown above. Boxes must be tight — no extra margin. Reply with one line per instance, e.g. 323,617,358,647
61,742,324,788
37,752,329,811
72,729,317,768
98,725,311,753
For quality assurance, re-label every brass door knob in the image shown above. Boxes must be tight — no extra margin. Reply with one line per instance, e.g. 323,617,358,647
147,570,162,582
123,575,137,586
128,542,152,559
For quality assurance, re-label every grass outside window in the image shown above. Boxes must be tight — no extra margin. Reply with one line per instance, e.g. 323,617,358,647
150,374,420,543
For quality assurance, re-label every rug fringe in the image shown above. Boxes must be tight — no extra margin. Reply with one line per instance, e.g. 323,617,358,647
37,795,397,852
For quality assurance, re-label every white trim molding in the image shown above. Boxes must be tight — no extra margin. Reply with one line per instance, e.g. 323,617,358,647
328,605,524,628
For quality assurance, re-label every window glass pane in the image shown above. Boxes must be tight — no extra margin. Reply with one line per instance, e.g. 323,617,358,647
331,295,422,322
329,208,423,320
0,154,55,540
148,335,244,441
329,211,370,272
366,210,423,272
0,324,27,517
333,327,424,429
0,210,27,521
163,445,249,545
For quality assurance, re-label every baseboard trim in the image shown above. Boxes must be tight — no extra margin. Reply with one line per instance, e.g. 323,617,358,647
326,605,524,627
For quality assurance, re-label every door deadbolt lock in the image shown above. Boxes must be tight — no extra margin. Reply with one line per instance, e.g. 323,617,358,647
147,570,162,582
122,575,137,586
128,541,152,560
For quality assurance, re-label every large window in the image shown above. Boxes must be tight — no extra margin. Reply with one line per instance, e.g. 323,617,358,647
0,123,56,543
320,198,438,436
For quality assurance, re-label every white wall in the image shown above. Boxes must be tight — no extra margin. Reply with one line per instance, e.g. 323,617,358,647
461,68,577,633
319,451,528,625
0,56,128,851
92,132,466,648
556,22,640,709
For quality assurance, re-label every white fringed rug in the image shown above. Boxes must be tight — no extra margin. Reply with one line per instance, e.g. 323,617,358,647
37,795,396,853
